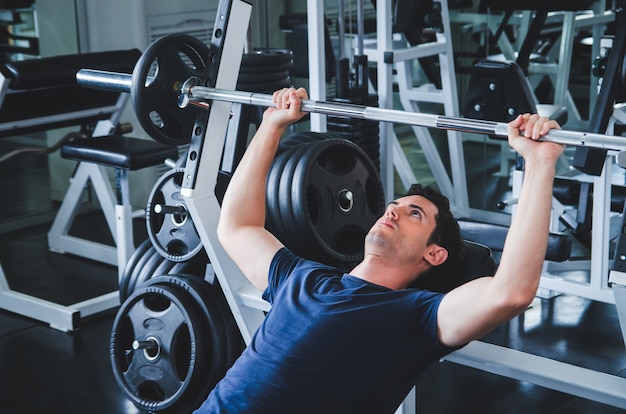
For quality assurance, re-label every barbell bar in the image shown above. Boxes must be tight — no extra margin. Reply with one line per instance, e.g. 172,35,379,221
76,68,626,160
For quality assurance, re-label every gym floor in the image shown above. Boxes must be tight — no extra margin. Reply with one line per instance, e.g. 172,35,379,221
1,137,625,413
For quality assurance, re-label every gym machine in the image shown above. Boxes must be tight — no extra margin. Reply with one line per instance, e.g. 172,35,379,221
77,0,626,412
0,49,177,332
449,0,615,130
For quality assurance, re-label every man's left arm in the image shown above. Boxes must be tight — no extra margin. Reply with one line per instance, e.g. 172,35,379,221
436,114,564,347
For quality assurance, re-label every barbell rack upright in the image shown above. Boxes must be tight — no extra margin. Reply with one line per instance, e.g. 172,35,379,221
76,68,626,160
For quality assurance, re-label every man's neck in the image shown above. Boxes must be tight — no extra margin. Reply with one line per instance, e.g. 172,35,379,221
350,255,426,290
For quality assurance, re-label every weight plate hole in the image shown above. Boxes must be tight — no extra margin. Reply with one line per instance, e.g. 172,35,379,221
166,240,189,256
337,188,354,213
144,293,171,312
170,204,187,226
149,111,164,128
145,62,158,87
137,382,166,402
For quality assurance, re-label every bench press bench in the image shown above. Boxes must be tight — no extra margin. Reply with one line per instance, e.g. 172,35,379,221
0,50,178,331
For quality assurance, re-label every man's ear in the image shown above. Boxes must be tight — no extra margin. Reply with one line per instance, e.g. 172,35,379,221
424,245,448,267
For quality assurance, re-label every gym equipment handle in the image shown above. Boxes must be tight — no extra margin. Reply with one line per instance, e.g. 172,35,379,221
76,69,626,154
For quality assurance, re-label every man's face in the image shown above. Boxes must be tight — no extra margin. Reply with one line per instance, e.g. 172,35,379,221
364,195,440,266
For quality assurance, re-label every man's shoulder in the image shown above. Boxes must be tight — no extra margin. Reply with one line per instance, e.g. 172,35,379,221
272,247,341,275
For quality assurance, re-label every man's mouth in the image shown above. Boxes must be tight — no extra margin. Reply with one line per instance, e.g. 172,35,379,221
379,219,394,229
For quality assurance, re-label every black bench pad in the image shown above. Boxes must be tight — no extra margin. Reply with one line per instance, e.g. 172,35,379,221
459,219,572,262
412,240,498,293
1,49,140,90
61,136,178,170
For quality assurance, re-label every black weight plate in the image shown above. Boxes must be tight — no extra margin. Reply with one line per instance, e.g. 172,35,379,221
131,34,212,146
119,238,152,302
327,116,379,127
153,272,244,371
169,261,202,278
201,275,245,367
277,131,336,154
237,70,290,85
291,139,384,265
144,274,229,391
126,245,157,303
241,48,293,67
152,255,177,277
277,144,312,255
236,78,291,93
327,117,379,129
239,60,293,75
359,94,380,106
325,131,379,147
126,249,167,302
279,132,339,151
266,146,300,246
110,283,212,413
287,137,340,256
330,95,379,106
168,249,209,277
146,168,203,262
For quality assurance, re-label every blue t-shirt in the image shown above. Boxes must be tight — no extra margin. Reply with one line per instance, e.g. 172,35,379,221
196,248,456,414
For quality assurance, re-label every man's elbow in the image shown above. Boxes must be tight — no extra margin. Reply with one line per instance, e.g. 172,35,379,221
497,290,536,319
216,218,232,250
217,219,252,260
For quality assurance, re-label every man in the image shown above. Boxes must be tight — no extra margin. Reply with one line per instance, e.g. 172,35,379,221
195,88,563,413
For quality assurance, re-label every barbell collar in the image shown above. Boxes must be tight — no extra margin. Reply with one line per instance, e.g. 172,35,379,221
76,68,626,153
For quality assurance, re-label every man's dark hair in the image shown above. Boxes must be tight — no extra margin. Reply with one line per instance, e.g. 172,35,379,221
404,183,464,286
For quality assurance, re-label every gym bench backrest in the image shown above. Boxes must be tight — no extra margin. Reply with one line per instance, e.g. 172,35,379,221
463,59,568,127
0,49,141,138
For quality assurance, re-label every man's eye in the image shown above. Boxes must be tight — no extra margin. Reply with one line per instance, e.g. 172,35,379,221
411,210,421,218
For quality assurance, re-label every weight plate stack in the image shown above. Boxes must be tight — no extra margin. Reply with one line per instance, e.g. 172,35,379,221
110,283,213,413
119,238,153,302
111,273,244,413
327,93,380,173
277,130,344,155
120,243,209,303
266,134,384,269
269,131,342,253
237,48,293,94
146,274,244,374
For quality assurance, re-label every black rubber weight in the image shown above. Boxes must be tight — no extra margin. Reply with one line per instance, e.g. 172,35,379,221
119,238,152,301
110,283,212,413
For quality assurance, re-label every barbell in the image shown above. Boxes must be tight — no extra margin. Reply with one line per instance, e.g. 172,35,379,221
75,33,626,167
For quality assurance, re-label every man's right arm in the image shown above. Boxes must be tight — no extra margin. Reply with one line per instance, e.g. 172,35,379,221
217,88,308,291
